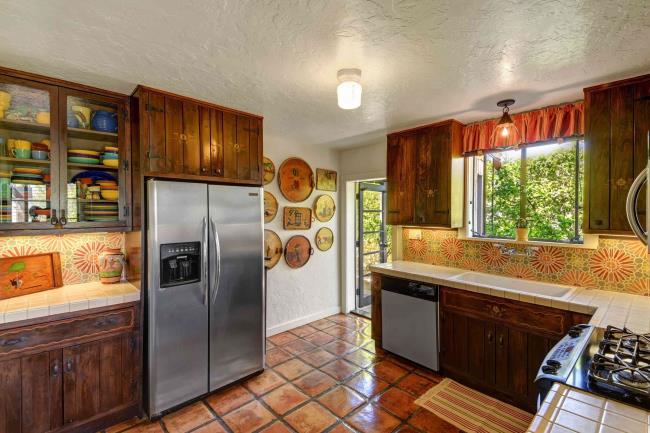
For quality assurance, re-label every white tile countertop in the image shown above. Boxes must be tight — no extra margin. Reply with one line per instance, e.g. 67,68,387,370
370,260,650,334
529,383,650,433
0,281,140,324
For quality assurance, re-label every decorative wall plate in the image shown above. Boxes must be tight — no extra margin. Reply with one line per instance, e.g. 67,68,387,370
284,235,314,268
263,156,275,185
264,230,282,269
278,157,314,202
264,191,278,223
313,194,336,222
316,168,337,191
283,207,312,230
315,227,334,251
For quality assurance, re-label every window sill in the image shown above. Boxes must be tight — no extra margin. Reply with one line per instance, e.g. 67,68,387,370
456,229,599,250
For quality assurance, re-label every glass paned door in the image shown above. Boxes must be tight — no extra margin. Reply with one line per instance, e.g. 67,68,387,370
60,89,127,228
357,181,390,309
0,75,59,229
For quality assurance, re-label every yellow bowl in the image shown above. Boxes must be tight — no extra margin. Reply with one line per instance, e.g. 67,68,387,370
102,159,119,168
68,149,101,157
101,190,119,201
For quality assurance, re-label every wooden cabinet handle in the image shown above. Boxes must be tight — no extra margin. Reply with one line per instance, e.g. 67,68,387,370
498,334,504,347
487,331,493,342
234,143,241,152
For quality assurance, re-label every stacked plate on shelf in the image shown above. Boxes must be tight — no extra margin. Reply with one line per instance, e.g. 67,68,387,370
12,167,44,185
101,146,119,168
83,201,119,222
68,149,101,165
0,203,11,223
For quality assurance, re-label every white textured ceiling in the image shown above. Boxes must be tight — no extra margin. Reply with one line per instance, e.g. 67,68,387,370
1,0,650,149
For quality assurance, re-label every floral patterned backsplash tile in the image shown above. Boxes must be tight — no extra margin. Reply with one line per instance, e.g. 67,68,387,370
402,229,650,296
0,233,124,285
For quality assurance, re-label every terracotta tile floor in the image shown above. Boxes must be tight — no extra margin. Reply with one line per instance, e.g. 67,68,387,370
102,314,462,433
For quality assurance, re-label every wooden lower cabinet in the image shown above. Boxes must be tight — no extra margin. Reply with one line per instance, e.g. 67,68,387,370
0,306,140,433
439,287,591,412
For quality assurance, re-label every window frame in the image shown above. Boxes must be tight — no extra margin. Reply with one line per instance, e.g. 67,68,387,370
465,138,585,245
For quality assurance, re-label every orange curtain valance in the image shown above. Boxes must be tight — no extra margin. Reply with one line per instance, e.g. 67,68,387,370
462,101,584,154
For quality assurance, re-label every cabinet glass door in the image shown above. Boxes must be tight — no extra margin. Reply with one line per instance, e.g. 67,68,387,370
60,89,128,228
0,75,59,229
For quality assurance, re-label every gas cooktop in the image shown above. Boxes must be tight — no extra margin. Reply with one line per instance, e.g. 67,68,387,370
536,324,650,410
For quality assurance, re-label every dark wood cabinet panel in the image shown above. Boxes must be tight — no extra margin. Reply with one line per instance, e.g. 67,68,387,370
182,101,201,176
133,86,263,185
439,286,591,411
584,73,650,234
386,133,415,225
387,119,463,227
0,305,141,433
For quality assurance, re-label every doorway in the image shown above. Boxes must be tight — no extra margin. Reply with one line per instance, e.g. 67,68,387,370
354,181,391,317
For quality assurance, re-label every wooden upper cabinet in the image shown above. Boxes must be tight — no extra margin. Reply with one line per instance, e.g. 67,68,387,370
584,74,650,234
386,119,464,227
386,133,415,225
133,86,263,185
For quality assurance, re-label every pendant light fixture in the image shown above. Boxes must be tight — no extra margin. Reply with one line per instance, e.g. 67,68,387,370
491,99,522,147
337,68,362,110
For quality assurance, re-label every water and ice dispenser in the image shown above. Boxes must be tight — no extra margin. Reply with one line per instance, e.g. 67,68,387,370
159,242,201,287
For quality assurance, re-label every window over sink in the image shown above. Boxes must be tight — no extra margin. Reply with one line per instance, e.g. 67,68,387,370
466,139,584,244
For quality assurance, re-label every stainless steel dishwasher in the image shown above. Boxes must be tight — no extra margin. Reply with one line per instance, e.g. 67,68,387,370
381,276,439,370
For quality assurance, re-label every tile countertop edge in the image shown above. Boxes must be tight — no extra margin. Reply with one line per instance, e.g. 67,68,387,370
370,261,650,333
371,261,650,432
0,280,141,325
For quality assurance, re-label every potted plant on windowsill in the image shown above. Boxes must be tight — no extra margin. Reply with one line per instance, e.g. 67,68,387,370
516,218,529,242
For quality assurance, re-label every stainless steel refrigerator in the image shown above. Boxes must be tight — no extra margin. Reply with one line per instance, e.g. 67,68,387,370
145,180,264,417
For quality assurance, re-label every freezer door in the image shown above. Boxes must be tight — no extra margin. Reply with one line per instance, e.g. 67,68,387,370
208,185,264,391
147,180,209,416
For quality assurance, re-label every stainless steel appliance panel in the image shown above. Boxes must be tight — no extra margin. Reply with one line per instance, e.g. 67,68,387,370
147,180,210,416
382,288,439,370
208,185,264,391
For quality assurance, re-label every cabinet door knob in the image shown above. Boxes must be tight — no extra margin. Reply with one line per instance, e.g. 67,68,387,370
64,358,73,373
234,143,241,152
498,334,504,346
50,209,59,226
179,133,187,141
201,167,207,173
615,178,626,187
487,331,493,342
52,361,60,377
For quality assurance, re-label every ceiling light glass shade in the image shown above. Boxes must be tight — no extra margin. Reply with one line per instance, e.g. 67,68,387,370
337,68,362,110
491,99,522,147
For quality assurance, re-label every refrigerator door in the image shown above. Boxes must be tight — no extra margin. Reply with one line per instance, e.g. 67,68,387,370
147,180,209,416
208,185,264,391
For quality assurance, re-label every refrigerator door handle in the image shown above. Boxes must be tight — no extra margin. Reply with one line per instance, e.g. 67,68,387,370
210,218,222,303
626,167,648,245
202,217,209,305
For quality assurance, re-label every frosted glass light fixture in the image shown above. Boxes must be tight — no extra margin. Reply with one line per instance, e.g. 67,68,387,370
337,68,362,110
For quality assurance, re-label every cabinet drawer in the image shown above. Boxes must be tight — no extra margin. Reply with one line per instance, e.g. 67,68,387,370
440,288,567,337
0,307,137,357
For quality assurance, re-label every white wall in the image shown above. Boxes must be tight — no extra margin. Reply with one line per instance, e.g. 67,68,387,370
264,135,341,335
337,141,388,313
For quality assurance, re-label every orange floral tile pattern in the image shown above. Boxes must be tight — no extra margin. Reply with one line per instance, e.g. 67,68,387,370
0,233,125,285
402,229,649,296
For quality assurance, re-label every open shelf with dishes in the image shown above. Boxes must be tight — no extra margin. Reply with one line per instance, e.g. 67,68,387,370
0,70,130,232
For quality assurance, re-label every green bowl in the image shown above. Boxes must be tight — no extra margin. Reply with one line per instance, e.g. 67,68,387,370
68,156,100,165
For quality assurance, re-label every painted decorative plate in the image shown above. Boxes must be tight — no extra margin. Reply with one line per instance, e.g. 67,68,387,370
278,157,314,202
263,157,275,185
264,230,282,269
284,235,314,269
264,191,278,223
313,194,336,222
315,227,334,251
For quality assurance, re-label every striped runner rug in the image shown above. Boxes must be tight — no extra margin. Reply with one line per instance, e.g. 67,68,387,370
414,378,533,433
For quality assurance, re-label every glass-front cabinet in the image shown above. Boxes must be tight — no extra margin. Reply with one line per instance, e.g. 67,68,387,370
59,88,129,229
0,72,130,233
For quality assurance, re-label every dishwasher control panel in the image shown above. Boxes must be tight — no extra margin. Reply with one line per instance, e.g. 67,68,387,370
381,276,438,301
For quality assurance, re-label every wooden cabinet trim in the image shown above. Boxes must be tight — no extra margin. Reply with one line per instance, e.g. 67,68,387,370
0,307,137,357
440,287,568,337
133,85,263,119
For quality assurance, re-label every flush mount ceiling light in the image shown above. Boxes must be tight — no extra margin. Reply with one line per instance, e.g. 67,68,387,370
492,99,522,146
337,68,362,110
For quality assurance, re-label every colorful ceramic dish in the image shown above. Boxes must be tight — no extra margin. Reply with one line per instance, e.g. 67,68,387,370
68,156,101,164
